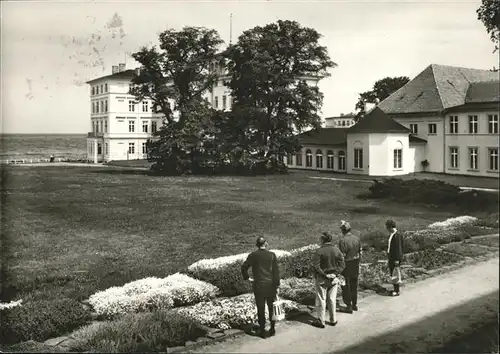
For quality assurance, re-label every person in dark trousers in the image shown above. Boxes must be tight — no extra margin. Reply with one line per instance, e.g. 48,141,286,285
312,232,345,328
338,220,362,313
386,219,404,296
241,237,280,338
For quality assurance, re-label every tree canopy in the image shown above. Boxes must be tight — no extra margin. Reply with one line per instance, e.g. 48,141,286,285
355,76,409,120
477,0,500,53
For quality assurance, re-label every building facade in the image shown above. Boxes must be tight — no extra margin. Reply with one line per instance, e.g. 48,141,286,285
288,64,499,178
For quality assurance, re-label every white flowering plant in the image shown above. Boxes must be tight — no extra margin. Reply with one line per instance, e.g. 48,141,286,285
88,273,220,319
187,250,291,297
0,299,23,310
428,216,478,229
176,293,300,330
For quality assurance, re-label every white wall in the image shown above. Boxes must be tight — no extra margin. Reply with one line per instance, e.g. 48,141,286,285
346,133,370,175
408,143,426,173
393,116,444,173
367,133,410,176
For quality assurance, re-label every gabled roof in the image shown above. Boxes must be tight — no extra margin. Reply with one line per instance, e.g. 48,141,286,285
296,128,348,146
465,81,500,103
86,69,137,84
348,107,410,134
378,64,498,114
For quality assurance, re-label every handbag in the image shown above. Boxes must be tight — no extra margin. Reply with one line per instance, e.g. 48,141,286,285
272,294,286,322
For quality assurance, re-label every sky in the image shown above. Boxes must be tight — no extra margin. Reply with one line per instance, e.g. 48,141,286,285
1,0,497,134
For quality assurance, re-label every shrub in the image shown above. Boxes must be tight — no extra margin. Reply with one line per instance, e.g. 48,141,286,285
358,262,426,290
279,245,319,279
279,278,316,305
360,250,387,264
0,340,60,353
361,231,388,252
428,216,478,229
88,273,220,319
406,249,464,270
187,250,291,296
442,242,496,257
476,213,499,229
0,298,92,345
71,310,205,352
468,235,499,248
176,293,300,330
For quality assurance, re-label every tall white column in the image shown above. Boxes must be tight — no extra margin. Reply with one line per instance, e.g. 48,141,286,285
94,140,98,163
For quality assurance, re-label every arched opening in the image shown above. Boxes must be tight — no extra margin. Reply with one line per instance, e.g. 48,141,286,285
316,149,323,169
338,150,346,171
327,150,334,169
306,149,313,167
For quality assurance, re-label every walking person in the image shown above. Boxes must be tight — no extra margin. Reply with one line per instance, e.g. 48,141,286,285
386,219,404,296
241,237,280,338
312,232,345,328
338,220,362,313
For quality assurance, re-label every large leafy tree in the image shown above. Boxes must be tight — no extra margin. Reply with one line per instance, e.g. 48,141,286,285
226,20,336,171
355,76,409,120
130,27,223,174
477,0,500,53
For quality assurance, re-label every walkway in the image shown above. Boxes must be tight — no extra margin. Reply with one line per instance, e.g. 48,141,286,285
190,256,499,353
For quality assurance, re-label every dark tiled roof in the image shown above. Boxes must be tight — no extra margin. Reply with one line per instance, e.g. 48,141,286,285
409,135,427,143
86,69,137,84
348,107,410,133
378,64,498,114
296,128,348,146
465,81,500,103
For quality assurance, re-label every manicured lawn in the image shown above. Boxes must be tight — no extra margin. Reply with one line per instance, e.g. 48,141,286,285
0,166,484,305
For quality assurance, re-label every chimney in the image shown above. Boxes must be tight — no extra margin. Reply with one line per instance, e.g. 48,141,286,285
118,63,126,72
112,65,119,74
134,68,141,76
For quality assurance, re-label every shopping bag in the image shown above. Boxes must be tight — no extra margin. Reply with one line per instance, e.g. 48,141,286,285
272,295,286,322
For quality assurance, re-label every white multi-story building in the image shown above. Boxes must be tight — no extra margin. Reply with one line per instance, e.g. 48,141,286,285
324,113,356,128
87,56,321,163
86,64,165,162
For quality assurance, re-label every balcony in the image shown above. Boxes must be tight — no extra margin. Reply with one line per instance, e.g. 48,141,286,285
87,132,104,138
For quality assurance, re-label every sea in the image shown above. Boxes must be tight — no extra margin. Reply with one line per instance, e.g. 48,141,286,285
0,134,87,161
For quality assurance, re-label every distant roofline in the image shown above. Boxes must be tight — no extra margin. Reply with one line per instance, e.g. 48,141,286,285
86,69,138,84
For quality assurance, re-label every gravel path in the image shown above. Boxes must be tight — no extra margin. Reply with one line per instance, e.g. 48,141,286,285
190,256,499,353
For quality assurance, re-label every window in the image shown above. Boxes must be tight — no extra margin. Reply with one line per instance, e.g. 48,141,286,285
104,83,108,92
222,95,227,110
214,96,219,109
128,143,135,154
488,148,499,171
142,121,148,133
91,87,95,95
468,147,478,170
92,121,95,133
488,115,498,134
96,86,99,95
142,101,148,112
327,150,334,169
449,116,458,134
92,102,95,114
104,120,108,133
450,147,459,168
338,151,346,170
287,154,293,166
306,149,312,167
142,142,147,154
393,149,402,169
296,152,303,166
100,101,104,113
104,100,108,112
105,143,108,155
128,101,135,112
100,84,103,94
128,84,133,94
468,115,478,134
96,101,99,113
128,120,135,133
97,143,102,155
354,148,363,169
409,124,418,134
428,123,437,134
152,121,157,133
316,149,323,168
100,121,103,133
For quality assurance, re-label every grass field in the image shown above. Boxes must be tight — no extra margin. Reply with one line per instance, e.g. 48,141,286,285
0,165,493,307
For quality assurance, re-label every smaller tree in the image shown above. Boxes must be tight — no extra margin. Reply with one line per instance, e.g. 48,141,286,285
477,0,500,52
355,76,409,120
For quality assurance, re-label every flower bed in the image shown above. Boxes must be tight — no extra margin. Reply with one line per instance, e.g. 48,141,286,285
428,216,477,229
70,310,206,352
442,242,496,258
176,293,300,330
88,273,220,319
358,262,426,290
468,235,499,248
279,277,316,305
278,244,320,279
406,249,464,270
187,250,291,296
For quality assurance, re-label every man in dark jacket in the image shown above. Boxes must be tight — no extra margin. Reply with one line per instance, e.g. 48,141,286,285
386,219,404,296
241,237,280,338
312,232,345,328
338,220,362,313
